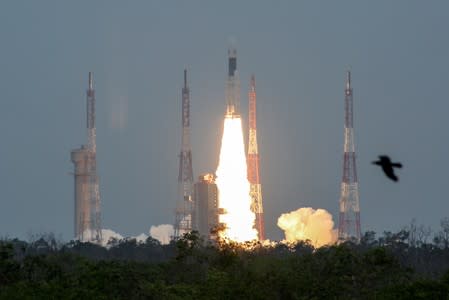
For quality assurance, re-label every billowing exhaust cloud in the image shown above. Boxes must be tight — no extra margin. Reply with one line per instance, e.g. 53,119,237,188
99,229,124,247
79,225,174,247
277,207,337,248
134,233,148,243
78,228,123,246
149,224,174,245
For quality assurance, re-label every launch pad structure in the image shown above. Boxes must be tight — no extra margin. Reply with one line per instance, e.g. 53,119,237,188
71,72,102,243
247,75,265,241
194,174,220,240
338,70,361,242
174,69,195,238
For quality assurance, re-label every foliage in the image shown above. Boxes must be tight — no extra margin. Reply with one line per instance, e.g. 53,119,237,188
3,225,449,299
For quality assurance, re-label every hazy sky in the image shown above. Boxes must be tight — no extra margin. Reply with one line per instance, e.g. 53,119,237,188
1,1,448,241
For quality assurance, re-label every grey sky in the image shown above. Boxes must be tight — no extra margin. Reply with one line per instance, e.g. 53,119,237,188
0,1,448,241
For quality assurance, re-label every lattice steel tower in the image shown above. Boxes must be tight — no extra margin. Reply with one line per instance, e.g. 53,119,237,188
338,70,361,242
71,72,102,243
247,75,265,241
174,69,194,238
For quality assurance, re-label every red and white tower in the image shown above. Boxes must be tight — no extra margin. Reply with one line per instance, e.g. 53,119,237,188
338,70,361,242
174,69,194,238
247,75,265,241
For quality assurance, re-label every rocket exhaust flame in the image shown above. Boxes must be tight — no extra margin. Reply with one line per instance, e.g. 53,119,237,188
216,115,258,242
215,47,257,242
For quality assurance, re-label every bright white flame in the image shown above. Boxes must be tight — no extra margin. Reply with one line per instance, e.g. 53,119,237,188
216,115,258,242
277,207,337,248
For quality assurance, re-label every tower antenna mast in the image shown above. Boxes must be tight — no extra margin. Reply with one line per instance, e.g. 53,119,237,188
174,69,195,238
338,70,361,242
247,75,265,240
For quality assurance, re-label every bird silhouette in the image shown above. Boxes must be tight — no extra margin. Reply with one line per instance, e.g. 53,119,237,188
372,155,402,182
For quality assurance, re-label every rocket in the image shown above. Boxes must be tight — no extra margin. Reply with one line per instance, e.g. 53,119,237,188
226,48,240,116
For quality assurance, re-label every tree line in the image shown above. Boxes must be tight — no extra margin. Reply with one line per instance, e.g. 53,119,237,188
2,219,449,299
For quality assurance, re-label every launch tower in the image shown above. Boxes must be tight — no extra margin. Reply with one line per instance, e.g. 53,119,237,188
247,75,265,241
174,69,195,238
71,72,102,243
338,70,361,242
194,174,219,240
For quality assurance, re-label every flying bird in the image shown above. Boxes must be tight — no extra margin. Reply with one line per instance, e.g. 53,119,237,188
372,155,403,182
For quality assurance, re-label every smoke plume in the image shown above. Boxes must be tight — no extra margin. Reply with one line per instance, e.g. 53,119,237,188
277,207,337,248
134,233,148,243
80,227,172,247
149,224,174,245
100,229,124,247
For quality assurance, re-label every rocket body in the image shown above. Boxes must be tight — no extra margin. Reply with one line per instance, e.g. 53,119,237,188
226,48,240,116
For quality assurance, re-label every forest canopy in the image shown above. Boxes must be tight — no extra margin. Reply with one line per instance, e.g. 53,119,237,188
2,220,449,299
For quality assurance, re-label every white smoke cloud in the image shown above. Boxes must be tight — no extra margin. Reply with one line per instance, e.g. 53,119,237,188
79,225,174,247
277,207,337,248
149,224,174,245
133,233,148,243
100,229,124,247
78,229,123,247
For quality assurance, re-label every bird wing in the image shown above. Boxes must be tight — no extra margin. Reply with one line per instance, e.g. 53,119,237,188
382,165,398,182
